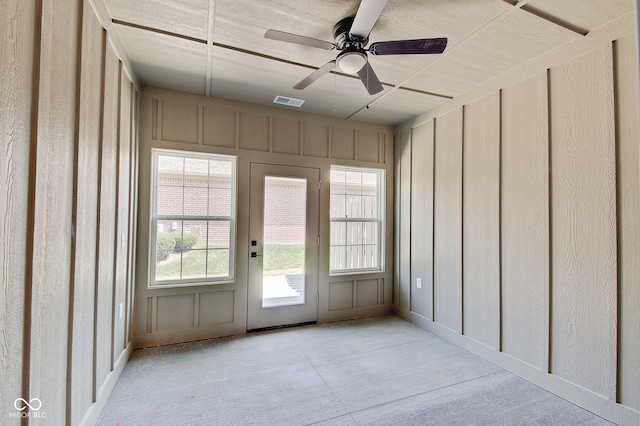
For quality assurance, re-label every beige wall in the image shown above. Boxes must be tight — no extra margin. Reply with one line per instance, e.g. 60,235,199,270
1,0,138,424
135,87,394,347
395,13,640,425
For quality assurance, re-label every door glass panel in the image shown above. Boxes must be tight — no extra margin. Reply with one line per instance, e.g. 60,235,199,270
262,176,306,308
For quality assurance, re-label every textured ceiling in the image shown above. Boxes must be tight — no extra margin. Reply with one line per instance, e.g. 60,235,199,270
103,0,634,125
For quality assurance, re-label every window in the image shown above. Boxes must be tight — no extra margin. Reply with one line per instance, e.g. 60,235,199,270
149,149,236,287
330,166,385,274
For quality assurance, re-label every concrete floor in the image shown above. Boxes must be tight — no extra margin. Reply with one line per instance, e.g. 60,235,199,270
98,315,613,425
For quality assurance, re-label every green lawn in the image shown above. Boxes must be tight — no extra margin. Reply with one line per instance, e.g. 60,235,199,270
155,244,305,281
156,247,229,281
263,244,305,275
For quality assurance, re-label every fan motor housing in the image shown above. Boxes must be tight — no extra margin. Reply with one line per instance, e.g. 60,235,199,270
333,17,367,49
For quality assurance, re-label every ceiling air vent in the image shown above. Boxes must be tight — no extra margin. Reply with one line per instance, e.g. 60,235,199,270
273,95,305,108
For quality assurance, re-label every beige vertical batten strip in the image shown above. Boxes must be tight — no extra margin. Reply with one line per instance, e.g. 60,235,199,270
92,27,108,403
110,60,123,373
124,83,135,346
145,297,152,334
66,0,85,421
612,38,623,405
198,105,204,146
460,105,466,337
194,293,200,328
22,0,44,412
151,99,158,140
497,88,503,353
431,119,436,321
545,67,553,375
636,0,640,193
407,129,412,313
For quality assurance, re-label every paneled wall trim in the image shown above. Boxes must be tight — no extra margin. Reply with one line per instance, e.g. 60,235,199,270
151,96,387,163
135,86,394,348
394,13,640,426
1,0,139,424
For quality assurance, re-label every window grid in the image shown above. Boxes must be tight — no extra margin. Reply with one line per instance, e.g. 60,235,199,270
330,166,384,274
150,149,236,287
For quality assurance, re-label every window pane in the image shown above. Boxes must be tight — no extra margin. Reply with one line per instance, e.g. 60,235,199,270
330,166,384,273
157,155,184,182
207,248,229,277
262,176,306,307
208,186,231,217
156,184,183,216
154,219,233,282
156,154,184,216
345,172,362,194
330,191,346,219
206,220,230,247
184,157,209,187
182,186,208,216
155,222,182,281
151,149,236,286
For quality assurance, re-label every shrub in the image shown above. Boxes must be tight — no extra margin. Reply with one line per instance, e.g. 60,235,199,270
174,232,199,250
156,232,176,262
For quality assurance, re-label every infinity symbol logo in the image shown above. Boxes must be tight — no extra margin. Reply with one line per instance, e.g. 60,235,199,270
14,398,42,411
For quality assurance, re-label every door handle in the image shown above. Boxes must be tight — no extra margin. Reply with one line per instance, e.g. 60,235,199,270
250,252,262,258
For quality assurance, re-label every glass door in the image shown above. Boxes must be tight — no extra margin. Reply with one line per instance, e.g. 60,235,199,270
247,163,319,330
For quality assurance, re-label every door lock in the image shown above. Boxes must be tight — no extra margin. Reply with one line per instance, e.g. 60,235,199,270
250,252,262,258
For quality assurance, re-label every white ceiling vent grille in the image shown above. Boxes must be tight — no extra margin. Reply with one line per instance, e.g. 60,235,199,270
273,95,305,108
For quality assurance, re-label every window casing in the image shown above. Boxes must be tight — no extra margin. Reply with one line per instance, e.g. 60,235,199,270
330,166,385,274
149,149,237,287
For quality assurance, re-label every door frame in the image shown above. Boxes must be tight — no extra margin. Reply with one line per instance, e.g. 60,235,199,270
246,162,320,330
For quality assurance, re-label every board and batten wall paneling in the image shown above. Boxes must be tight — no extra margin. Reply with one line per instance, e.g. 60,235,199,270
302,122,329,158
462,93,501,349
329,281,355,311
125,84,138,347
357,130,382,163
28,0,81,422
409,121,434,319
273,118,301,156
198,291,235,326
136,87,394,346
355,279,380,308
0,0,36,420
398,129,412,311
1,1,138,423
549,45,617,400
500,72,550,371
161,101,199,144
113,64,132,361
69,4,105,423
395,16,640,425
239,112,269,152
433,108,463,333
613,34,640,411
203,107,236,148
331,127,356,160
95,40,120,397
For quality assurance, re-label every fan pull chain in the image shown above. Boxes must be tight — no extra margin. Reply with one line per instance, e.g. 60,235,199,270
333,65,337,112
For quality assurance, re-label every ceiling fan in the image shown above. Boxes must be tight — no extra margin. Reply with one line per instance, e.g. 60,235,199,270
264,0,447,95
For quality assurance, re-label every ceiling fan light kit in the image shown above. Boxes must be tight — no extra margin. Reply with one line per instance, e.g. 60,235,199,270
337,49,367,73
264,0,447,96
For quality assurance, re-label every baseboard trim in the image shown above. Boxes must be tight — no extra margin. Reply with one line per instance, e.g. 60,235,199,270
394,307,640,426
80,343,133,426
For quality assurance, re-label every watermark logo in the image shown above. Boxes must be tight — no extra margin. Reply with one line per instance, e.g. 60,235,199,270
9,398,46,419
14,398,42,411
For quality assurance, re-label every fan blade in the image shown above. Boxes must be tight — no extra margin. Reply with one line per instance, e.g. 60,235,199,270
265,29,335,50
357,62,384,95
293,60,336,90
350,0,388,40
369,38,448,55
